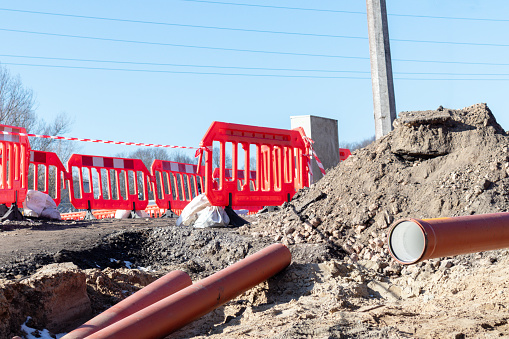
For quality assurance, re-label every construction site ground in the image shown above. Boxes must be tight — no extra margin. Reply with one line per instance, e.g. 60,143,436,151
1,103,509,338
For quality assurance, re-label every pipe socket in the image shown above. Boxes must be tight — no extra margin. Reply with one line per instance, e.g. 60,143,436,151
388,212,509,265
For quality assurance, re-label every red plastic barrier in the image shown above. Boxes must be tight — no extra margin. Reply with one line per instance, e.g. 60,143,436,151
0,125,31,206
151,160,203,211
29,150,68,206
212,167,262,212
60,206,182,221
339,148,351,161
60,211,86,221
198,122,310,207
66,154,153,211
60,210,116,221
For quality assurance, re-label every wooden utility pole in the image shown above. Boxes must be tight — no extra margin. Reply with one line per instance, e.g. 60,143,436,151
366,0,396,139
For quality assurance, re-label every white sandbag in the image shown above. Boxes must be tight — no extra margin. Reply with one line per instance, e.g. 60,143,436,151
176,193,211,226
193,206,230,228
23,190,61,220
114,210,150,219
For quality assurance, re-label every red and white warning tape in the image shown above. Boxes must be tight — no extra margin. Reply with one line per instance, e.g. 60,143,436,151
1,129,326,175
302,136,326,176
0,130,199,150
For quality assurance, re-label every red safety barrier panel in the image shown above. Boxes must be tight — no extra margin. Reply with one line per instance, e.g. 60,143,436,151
29,150,68,206
212,167,262,212
0,125,31,206
60,209,117,221
198,122,310,207
60,211,86,221
151,160,203,211
60,206,183,221
66,154,153,211
339,148,352,161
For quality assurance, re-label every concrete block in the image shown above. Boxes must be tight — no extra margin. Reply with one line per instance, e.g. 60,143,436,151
291,115,339,183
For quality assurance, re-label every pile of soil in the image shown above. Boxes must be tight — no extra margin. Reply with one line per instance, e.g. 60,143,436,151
247,103,509,271
1,103,509,338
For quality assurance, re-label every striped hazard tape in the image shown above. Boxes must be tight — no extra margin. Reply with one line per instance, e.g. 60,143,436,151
4,129,325,176
0,130,199,150
302,136,326,176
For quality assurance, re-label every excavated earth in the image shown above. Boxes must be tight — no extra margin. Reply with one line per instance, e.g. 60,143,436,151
2,103,509,338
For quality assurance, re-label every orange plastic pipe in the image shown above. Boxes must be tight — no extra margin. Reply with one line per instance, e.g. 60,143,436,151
388,212,509,265
62,270,192,339
85,243,291,339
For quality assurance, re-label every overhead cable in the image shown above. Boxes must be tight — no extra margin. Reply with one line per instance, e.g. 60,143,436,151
2,62,509,80
2,28,509,65
178,0,509,22
1,9,508,46
2,54,509,74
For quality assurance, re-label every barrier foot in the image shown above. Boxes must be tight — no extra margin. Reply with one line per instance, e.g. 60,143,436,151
84,201,96,220
83,209,96,220
128,202,141,219
0,202,24,222
129,211,141,219
224,206,249,227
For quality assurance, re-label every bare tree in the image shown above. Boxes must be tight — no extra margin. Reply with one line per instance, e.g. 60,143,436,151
127,148,171,169
0,65,78,159
170,149,194,164
0,66,37,131
340,136,376,152
31,112,78,161
212,146,232,169
0,65,81,212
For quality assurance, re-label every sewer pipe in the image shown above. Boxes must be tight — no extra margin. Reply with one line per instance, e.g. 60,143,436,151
85,243,291,339
387,212,509,265
62,270,192,339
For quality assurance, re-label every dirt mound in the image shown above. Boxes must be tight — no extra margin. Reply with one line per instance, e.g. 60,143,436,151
249,103,509,269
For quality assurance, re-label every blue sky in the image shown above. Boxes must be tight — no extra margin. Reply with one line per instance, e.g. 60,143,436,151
0,0,508,158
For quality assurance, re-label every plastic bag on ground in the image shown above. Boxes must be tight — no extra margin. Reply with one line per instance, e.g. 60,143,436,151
193,206,230,228
23,190,61,220
176,193,211,226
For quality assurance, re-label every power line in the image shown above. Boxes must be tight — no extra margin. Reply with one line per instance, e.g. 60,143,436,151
0,62,372,79
1,8,509,47
0,28,372,59
179,0,509,22
3,28,509,64
2,62,509,80
2,54,509,75
1,54,370,73
0,8,366,40
179,0,365,14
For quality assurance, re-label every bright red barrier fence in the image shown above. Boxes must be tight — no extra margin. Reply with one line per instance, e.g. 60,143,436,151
0,125,30,206
0,121,314,219
151,160,203,212
212,167,262,212
29,150,68,206
66,154,153,211
198,121,310,207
